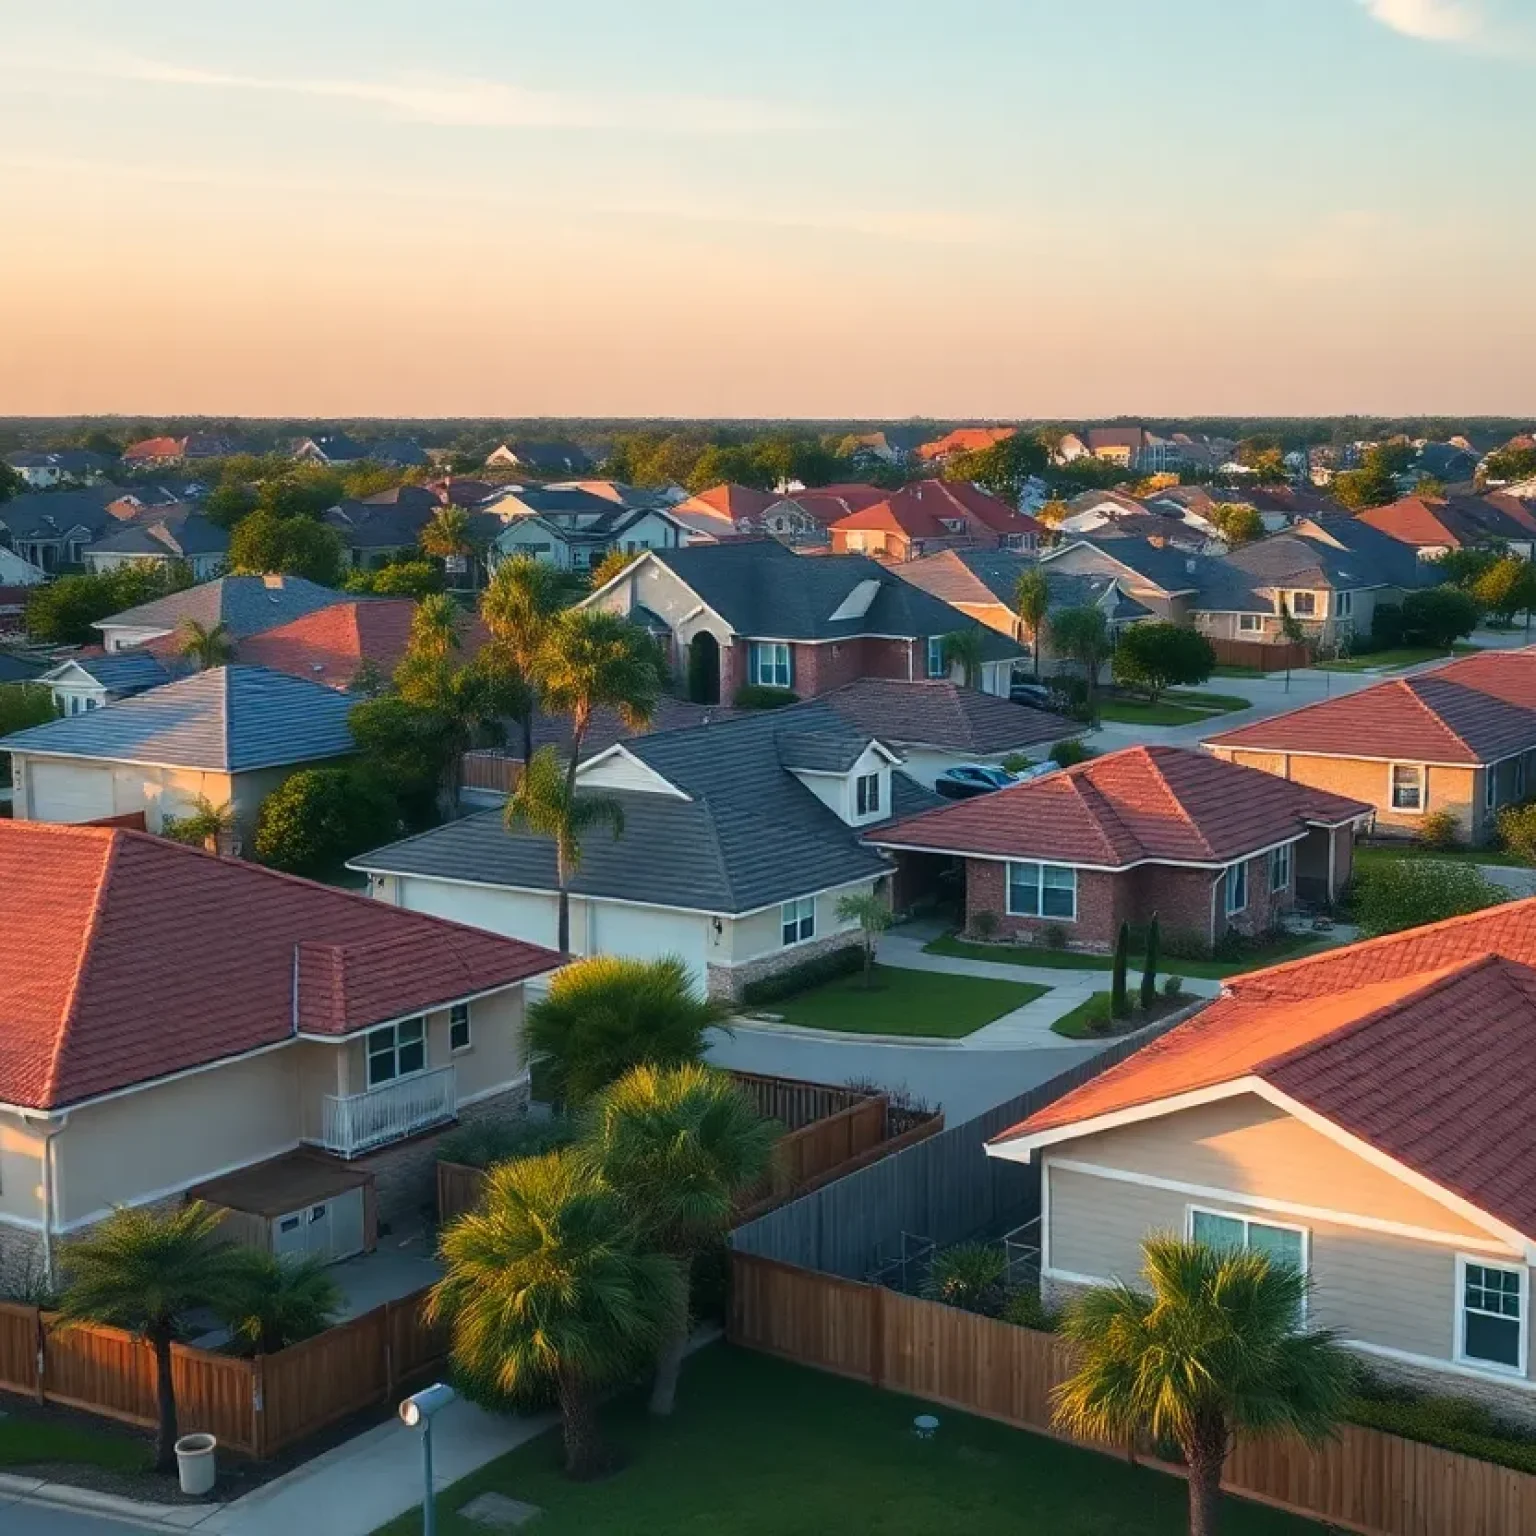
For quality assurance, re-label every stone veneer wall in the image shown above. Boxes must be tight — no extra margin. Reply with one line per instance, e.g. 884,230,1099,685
709,928,865,1003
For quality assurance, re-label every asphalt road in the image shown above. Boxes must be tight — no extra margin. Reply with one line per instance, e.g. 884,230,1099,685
0,1501,156,1536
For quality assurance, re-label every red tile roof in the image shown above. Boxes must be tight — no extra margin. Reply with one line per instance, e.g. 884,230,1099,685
0,822,560,1111
781,485,890,526
1354,497,1469,548
914,427,1016,462
686,484,780,522
830,481,1042,543
1207,651,1536,765
122,437,184,461
870,745,1370,867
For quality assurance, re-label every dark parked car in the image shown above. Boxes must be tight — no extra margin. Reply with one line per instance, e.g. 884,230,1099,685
935,764,1018,800
1009,681,1053,709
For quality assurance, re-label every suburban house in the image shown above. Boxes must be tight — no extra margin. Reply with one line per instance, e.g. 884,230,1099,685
93,573,351,653
0,820,560,1285
36,650,176,715
4,450,114,488
840,427,927,466
354,700,938,999
868,745,1370,950
3,665,358,838
582,539,1025,704
0,488,119,572
913,426,1016,464
1041,536,1211,623
1057,490,1211,547
1083,426,1181,473
668,483,780,542
987,898,1536,1419
81,508,228,580
764,484,888,545
291,433,368,466
1206,651,1536,844
484,486,689,571
121,434,240,466
1353,494,1536,561
828,481,1043,562
0,544,47,591
367,438,430,468
484,440,595,474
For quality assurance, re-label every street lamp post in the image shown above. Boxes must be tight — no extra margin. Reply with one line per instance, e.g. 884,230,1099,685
400,1382,457,1536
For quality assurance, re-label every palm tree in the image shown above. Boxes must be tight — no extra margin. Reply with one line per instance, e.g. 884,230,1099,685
506,744,624,953
429,1149,680,1479
1014,567,1051,682
218,1251,342,1356
176,618,235,671
527,951,724,1107
582,1064,775,1415
480,556,570,763
939,628,985,689
420,505,480,587
57,1203,241,1472
835,890,894,988
1053,1236,1354,1536
159,794,237,853
1049,605,1113,725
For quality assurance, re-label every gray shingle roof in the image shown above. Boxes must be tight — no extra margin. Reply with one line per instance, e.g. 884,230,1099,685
86,510,228,559
54,650,176,693
815,678,1080,754
2,665,356,771
0,488,119,541
0,652,47,683
96,575,350,638
897,549,1151,623
776,729,873,773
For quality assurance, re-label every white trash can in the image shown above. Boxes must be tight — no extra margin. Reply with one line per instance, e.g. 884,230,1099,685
174,1432,218,1496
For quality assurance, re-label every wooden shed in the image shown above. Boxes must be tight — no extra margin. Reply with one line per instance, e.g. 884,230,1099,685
189,1151,377,1265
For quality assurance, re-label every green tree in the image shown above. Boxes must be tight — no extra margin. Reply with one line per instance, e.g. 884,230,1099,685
1472,556,1536,628
0,462,25,503
343,560,445,598
430,1150,681,1478
1481,445,1536,485
940,628,985,689
1436,545,1504,592
256,468,344,520
0,684,57,785
176,617,235,671
57,1204,241,1473
217,1252,342,1357
349,693,459,827
1401,586,1481,652
23,565,192,646
1036,498,1071,529
945,431,1048,505
583,1063,775,1415
835,889,895,987
159,794,237,852
1054,1236,1354,1536
1208,503,1265,547
1353,859,1506,936
1049,606,1113,724
203,481,259,529
1014,567,1051,682
527,953,723,1108
229,510,346,586
480,556,570,764
420,504,480,586
685,443,775,493
1141,912,1160,1010
1110,920,1131,1019
588,547,640,591
254,767,400,875
1332,445,1404,511
1111,623,1215,704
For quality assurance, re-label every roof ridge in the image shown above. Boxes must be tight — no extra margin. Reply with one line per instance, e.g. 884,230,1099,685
1060,767,1131,865
1400,671,1479,757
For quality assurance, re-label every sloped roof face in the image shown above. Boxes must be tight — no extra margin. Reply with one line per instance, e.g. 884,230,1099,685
1085,426,1147,452
88,510,228,559
1045,537,1204,595
70,650,175,692
1354,497,1465,548
237,599,427,687
817,678,1078,753
1208,652,1536,765
0,488,119,541
368,439,429,466
3,665,357,771
96,575,349,638
833,481,1041,541
895,550,1148,622
0,652,47,682
682,484,779,523
873,744,1369,867
915,427,1015,460
123,437,184,460
0,822,559,1111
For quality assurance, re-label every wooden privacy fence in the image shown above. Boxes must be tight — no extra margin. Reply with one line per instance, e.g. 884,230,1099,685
1209,637,1311,673
729,1252,1536,1536
460,750,521,797
726,1069,870,1132
0,1287,447,1459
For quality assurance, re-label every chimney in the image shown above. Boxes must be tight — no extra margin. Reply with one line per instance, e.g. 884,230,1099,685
262,573,285,590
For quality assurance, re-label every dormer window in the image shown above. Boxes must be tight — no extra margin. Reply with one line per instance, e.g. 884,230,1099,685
856,771,881,818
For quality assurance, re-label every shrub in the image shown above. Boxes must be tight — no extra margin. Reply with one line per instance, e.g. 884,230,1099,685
1402,586,1481,650
0,683,58,786
1369,602,1406,651
969,909,1000,940
1161,927,1214,962
739,944,862,1006
253,766,400,876
438,1116,576,1170
1347,1378,1536,1476
1353,859,1508,937
1498,802,1536,864
1039,922,1070,951
922,1242,1007,1317
1162,974,1184,1000
1049,738,1093,769
1000,752,1035,775
732,684,799,710
1045,676,1090,721
1111,623,1216,703
1416,809,1463,851
1001,1286,1058,1333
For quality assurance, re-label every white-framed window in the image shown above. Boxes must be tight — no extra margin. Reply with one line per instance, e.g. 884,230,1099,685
780,896,815,947
1225,859,1249,915
1456,1256,1526,1374
1486,767,1499,815
1336,590,1354,619
366,1016,426,1088
1238,613,1264,634
449,1002,471,1053
1006,861,1078,920
855,771,881,818
1390,763,1425,812
1289,591,1318,618
926,636,946,678
751,641,792,689
1189,1208,1308,1283
1270,842,1292,893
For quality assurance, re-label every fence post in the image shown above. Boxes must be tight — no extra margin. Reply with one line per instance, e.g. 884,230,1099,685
384,1300,397,1397
33,1306,45,1406
868,1283,885,1390
250,1355,266,1460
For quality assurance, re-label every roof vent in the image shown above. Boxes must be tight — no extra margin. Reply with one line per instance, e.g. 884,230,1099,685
262,573,285,590
1185,558,1197,574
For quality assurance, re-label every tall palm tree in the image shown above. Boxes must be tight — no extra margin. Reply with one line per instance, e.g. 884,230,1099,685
176,618,235,671
527,952,725,1107
506,745,624,953
480,556,570,763
429,1149,680,1479
421,505,481,588
1049,605,1113,725
583,1064,776,1415
1014,567,1051,682
1053,1236,1354,1536
57,1203,241,1472
217,1251,342,1356
939,628,986,689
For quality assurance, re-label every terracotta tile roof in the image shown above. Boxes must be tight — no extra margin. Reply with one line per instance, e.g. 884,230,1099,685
122,437,184,461
831,481,1041,542
914,427,1016,462
0,822,560,1111
1354,497,1468,548
1207,651,1536,765
870,745,1369,868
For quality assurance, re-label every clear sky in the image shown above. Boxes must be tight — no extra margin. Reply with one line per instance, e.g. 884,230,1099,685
3,0,1533,418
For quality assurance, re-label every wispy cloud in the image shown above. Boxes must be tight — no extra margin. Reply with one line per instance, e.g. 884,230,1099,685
1358,0,1485,42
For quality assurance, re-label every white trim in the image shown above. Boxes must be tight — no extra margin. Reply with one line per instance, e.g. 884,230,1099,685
1041,1264,1116,1288
1186,1202,1311,1314
1388,761,1426,816
865,830,1311,874
457,1066,532,1110
575,742,693,800
1040,1157,1052,1277
1005,859,1079,922
1046,1157,1520,1257
1454,1252,1529,1377
1344,1339,1536,1392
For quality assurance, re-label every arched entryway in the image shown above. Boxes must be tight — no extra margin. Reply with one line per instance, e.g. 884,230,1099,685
687,631,721,705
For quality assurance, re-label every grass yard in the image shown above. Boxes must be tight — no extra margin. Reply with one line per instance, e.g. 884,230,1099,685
1354,842,1527,872
762,964,1045,1037
1315,643,1479,673
1097,690,1250,727
375,1346,1320,1536
1211,664,1266,679
1051,990,1119,1037
924,930,1322,981
0,1411,148,1472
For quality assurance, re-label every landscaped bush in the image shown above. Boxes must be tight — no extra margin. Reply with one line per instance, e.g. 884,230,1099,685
1048,738,1094,768
1000,752,1035,775
739,944,862,1006
1162,974,1184,999
1416,808,1462,851
1353,859,1508,937
1369,602,1406,651
922,1242,1008,1317
253,766,400,876
969,909,1000,939
1045,677,1090,722
438,1115,576,1170
1160,927,1215,962
1348,1378,1536,1475
1498,801,1536,863
732,684,799,710
1001,1286,1058,1333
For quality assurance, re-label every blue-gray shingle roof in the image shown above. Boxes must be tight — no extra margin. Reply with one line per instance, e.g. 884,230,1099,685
95,575,350,639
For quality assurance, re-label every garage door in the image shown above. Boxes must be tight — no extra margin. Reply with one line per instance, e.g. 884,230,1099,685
273,1188,366,1264
28,761,115,823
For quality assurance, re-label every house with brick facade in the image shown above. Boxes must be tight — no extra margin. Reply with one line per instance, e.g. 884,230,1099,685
986,898,1536,1421
581,538,1024,705
0,821,560,1290
1206,652,1536,846
868,746,1370,953
828,481,1043,562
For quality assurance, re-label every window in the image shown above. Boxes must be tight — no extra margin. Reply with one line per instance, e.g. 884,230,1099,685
1189,1209,1306,1275
1487,768,1499,815
780,896,815,946
1459,1259,1524,1372
449,1002,471,1052
926,636,946,678
366,1017,426,1088
1390,763,1425,812
1006,862,1078,920
1225,859,1249,915
751,641,792,689
1270,842,1292,893
1238,613,1263,634
1336,590,1354,619
1289,591,1318,617
855,772,881,818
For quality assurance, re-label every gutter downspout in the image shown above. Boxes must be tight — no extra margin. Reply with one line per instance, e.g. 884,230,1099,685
29,1113,68,1291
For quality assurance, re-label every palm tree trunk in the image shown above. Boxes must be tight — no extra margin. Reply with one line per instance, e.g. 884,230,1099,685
1184,1426,1228,1536
558,1369,603,1479
862,937,875,989
556,846,571,954
520,708,534,769
649,1265,692,1417
152,1331,179,1475
556,714,588,957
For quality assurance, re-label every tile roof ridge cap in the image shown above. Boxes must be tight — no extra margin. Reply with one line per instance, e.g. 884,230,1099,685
1398,670,1479,756
1059,763,1134,865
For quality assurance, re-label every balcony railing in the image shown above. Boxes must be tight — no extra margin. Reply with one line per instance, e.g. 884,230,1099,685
320,1065,457,1158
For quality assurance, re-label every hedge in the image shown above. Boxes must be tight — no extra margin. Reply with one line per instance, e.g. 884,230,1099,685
740,944,862,1005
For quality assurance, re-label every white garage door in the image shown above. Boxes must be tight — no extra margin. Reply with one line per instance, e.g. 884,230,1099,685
29,761,115,823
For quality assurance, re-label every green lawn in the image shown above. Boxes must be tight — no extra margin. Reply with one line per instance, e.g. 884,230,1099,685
763,964,1045,1037
0,1412,148,1472
1097,690,1250,726
924,931,1323,981
375,1346,1319,1536
1211,664,1266,679
1051,991,1116,1038
1316,643,1480,673
1354,842,1527,872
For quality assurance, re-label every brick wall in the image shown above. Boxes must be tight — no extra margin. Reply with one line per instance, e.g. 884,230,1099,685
964,858,1130,951
1132,864,1219,951
786,637,917,698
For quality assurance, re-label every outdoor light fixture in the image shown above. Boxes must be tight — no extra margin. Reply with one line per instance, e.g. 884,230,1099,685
401,1382,457,1536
